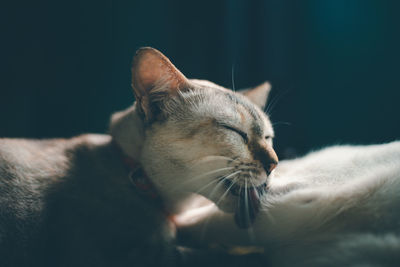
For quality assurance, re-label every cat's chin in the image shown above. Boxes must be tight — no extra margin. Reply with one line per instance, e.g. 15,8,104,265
233,186,262,229
209,182,268,229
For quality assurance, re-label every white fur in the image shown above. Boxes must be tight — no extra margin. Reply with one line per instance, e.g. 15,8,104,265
111,102,400,265
177,141,400,266
111,48,400,264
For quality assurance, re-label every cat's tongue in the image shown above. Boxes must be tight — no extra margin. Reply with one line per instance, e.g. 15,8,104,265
234,187,260,229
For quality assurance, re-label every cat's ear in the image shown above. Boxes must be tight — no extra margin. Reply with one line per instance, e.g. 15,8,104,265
131,47,189,121
240,81,271,110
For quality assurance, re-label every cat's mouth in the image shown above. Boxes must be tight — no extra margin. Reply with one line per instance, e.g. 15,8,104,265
223,179,268,229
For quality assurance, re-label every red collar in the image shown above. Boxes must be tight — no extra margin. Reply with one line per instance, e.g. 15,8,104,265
113,141,167,214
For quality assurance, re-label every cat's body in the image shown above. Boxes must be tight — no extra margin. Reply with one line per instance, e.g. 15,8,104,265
178,141,400,266
2,46,398,266
0,47,277,266
0,134,177,266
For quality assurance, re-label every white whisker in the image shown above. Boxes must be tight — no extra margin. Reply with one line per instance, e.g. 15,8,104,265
192,178,221,195
170,166,235,194
216,175,240,206
244,179,255,240
198,155,236,163
245,179,249,222
204,170,241,200
264,88,290,115
181,167,234,185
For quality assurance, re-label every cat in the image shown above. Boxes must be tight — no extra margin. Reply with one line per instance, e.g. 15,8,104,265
0,47,277,266
176,141,400,266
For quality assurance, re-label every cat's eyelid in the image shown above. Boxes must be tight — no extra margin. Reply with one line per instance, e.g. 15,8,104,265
217,122,249,143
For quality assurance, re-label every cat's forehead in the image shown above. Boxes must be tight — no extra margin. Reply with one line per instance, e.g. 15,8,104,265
186,79,272,135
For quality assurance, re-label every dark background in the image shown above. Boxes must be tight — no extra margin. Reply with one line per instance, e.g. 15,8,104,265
1,0,399,159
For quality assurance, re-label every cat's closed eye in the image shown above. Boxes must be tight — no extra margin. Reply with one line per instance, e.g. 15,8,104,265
219,124,249,144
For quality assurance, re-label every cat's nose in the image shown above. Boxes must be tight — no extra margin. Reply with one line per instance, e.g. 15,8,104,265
251,141,279,175
264,148,278,175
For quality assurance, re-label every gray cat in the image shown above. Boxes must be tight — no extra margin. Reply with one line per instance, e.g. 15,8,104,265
0,47,276,266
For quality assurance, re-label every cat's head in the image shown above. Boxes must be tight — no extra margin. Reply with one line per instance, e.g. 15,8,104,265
111,47,278,228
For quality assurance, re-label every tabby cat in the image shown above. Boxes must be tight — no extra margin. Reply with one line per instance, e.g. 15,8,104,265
0,47,276,266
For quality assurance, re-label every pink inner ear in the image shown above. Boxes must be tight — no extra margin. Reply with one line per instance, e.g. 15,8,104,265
136,56,165,91
132,48,188,98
